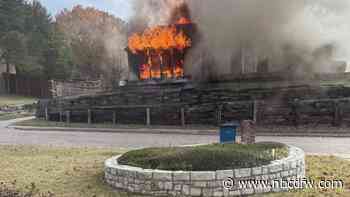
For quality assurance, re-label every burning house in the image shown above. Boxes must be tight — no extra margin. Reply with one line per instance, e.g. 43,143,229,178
126,15,196,81
39,1,350,128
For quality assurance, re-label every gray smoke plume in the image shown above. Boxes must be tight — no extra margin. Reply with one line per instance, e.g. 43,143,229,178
129,0,350,80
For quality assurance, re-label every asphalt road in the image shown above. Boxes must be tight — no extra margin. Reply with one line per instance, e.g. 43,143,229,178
1,118,350,158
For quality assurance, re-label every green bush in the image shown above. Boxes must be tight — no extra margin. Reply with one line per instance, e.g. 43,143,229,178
118,143,289,171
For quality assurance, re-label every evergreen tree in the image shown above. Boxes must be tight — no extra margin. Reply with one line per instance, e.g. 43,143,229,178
0,0,72,79
0,31,26,72
0,0,27,36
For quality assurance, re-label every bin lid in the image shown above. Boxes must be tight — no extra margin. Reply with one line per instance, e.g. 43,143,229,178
221,121,240,127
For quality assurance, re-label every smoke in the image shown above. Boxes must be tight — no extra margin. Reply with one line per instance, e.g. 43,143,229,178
129,0,350,79
129,0,187,27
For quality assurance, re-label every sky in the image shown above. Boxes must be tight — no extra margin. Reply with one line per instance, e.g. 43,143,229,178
37,0,132,20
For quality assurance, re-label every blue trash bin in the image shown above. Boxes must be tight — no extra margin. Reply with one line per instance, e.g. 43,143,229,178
220,122,240,144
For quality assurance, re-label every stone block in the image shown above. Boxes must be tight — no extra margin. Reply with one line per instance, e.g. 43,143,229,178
117,167,128,177
207,180,222,188
174,184,182,191
173,171,190,181
164,182,173,190
234,168,251,178
283,162,291,171
252,167,262,175
289,169,297,176
281,171,289,177
202,188,214,197
241,188,254,195
182,185,190,196
110,168,117,176
136,169,153,180
213,190,223,197
114,181,124,189
190,187,202,196
157,181,164,190
153,170,172,181
216,170,234,180
193,181,207,187
229,190,242,196
262,166,269,174
290,161,297,169
269,164,283,173
255,187,271,194
191,171,216,181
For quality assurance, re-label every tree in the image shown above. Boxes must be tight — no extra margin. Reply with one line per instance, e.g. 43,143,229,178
42,27,73,80
0,0,73,79
25,0,52,64
0,31,27,72
55,5,127,81
0,0,27,36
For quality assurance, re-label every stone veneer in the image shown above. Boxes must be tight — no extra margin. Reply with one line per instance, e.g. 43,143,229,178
104,145,305,197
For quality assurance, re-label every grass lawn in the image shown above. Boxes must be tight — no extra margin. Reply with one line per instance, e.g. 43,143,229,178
14,118,217,130
0,145,131,197
263,156,350,197
0,111,34,121
0,145,349,197
0,95,37,107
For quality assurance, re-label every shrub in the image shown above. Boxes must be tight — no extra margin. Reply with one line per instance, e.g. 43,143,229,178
118,143,289,171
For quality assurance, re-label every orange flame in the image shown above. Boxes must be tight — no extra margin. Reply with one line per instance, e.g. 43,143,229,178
129,19,192,80
128,25,191,54
139,62,185,80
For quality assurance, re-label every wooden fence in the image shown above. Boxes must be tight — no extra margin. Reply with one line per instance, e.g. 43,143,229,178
1,73,51,98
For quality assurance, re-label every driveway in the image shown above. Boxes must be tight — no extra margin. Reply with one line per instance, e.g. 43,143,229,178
1,118,350,159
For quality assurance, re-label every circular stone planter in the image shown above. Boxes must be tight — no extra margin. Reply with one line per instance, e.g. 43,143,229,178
104,145,305,197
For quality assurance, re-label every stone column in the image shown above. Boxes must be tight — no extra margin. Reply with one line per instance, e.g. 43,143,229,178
45,107,49,121
241,120,256,144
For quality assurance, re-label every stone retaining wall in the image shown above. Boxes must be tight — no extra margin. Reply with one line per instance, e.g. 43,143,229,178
104,146,305,197
43,80,350,127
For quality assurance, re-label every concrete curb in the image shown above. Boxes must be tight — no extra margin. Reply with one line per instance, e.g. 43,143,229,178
8,125,350,137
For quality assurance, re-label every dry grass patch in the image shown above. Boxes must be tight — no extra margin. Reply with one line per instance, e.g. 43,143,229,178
0,145,349,197
263,156,350,197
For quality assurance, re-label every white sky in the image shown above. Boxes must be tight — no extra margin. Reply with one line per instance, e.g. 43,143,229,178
37,0,132,20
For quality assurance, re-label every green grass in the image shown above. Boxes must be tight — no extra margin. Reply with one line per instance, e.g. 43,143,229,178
14,118,217,130
0,111,34,121
118,143,289,171
0,95,37,107
0,145,349,197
